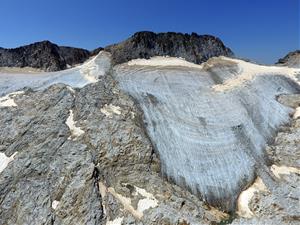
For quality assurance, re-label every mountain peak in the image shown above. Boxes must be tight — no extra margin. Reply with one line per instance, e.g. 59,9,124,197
105,31,233,65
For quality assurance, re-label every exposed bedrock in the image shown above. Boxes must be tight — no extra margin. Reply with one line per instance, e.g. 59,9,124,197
114,59,300,212
105,31,234,65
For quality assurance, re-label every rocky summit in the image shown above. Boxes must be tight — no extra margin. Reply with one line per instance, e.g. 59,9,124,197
0,41,90,71
0,32,300,225
105,31,234,65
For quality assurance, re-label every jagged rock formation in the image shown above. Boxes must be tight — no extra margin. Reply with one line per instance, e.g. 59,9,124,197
0,47,300,225
105,31,234,65
276,50,300,68
0,41,90,71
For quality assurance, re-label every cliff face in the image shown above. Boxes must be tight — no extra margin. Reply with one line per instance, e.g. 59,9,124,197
0,41,90,71
105,31,234,65
276,50,300,68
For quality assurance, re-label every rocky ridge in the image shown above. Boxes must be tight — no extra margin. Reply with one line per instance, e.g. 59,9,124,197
0,32,233,72
0,41,90,71
105,31,234,65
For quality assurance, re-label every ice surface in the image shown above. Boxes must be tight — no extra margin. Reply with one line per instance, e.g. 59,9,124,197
114,56,300,210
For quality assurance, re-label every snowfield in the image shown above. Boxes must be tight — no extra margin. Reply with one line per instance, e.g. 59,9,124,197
0,51,111,96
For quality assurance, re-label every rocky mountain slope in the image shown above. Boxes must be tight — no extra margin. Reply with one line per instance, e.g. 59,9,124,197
105,31,234,65
0,36,300,224
0,41,90,71
276,50,300,68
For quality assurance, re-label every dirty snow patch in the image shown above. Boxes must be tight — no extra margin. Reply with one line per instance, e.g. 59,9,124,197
79,51,111,82
66,86,76,94
66,110,85,139
0,91,24,107
237,177,268,218
98,182,107,214
271,165,300,179
100,104,122,118
99,182,143,219
293,107,300,119
0,152,17,173
128,56,203,69
52,200,60,210
134,186,158,213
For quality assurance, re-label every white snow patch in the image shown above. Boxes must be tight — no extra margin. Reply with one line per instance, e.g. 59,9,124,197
134,186,158,213
213,57,300,91
65,110,85,139
52,200,60,210
293,107,300,119
100,104,122,118
237,177,268,218
128,56,203,69
271,165,300,179
0,152,18,173
0,91,24,107
106,217,123,225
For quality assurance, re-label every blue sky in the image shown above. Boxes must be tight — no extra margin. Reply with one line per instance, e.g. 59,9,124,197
0,0,299,64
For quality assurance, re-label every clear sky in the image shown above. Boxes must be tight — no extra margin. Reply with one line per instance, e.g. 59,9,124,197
0,0,299,64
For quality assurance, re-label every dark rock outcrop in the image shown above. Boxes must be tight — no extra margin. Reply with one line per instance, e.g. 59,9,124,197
105,31,234,65
0,41,90,71
276,50,300,68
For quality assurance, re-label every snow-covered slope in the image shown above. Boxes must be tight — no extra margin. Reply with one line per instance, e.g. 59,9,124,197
114,56,300,211
0,51,111,96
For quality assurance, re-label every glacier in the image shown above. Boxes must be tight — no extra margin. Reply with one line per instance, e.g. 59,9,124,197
114,56,300,211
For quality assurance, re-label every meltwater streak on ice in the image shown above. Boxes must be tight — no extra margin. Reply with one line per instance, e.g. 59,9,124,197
0,51,111,96
114,57,300,211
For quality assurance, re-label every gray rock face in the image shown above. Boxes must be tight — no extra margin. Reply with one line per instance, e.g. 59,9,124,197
105,31,234,65
0,41,90,71
276,50,300,68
